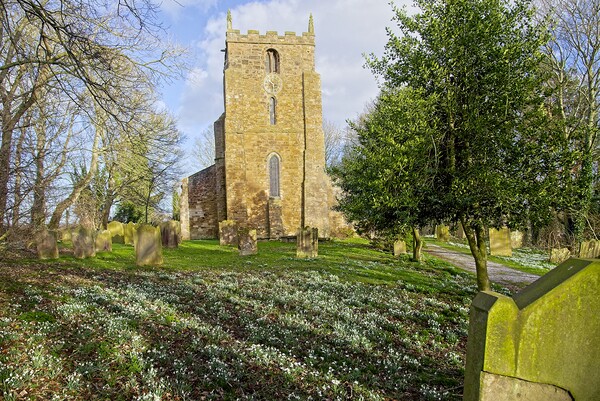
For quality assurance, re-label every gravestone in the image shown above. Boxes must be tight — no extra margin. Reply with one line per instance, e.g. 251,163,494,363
107,221,124,244
297,227,318,258
160,220,181,248
510,230,524,249
95,230,112,252
393,239,406,257
489,227,512,257
124,222,135,245
464,259,600,401
59,228,72,242
454,223,465,239
550,248,570,264
72,226,96,259
267,198,284,240
36,229,59,259
219,220,238,246
135,224,163,266
238,227,257,256
578,239,600,259
435,225,450,242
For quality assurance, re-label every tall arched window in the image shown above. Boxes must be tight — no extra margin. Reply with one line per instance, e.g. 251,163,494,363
265,49,280,73
269,97,276,125
269,154,280,198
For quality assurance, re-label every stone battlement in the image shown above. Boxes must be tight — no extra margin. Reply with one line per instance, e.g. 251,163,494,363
226,29,315,45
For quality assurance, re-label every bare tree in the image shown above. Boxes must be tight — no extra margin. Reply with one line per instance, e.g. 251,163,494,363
537,0,600,241
192,127,216,170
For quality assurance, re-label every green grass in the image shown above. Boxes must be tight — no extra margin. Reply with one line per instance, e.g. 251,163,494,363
0,239,483,400
425,238,557,276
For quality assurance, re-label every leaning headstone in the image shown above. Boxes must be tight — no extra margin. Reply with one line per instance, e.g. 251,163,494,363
107,221,124,244
297,227,318,258
219,220,238,246
36,229,59,259
489,227,512,257
124,222,135,245
135,224,163,266
393,239,407,257
578,239,600,259
550,247,570,264
463,259,600,401
95,230,112,252
510,230,524,249
238,227,257,256
72,226,96,259
160,220,181,249
435,225,450,242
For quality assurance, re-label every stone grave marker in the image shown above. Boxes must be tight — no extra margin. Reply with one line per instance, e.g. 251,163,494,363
464,258,600,401
550,248,570,264
219,220,238,246
489,227,512,257
238,227,257,256
36,229,59,259
510,230,524,249
107,221,124,244
436,225,450,242
297,227,318,258
135,224,163,266
578,239,600,259
124,222,135,245
160,220,181,248
95,230,112,252
72,226,96,259
393,239,406,257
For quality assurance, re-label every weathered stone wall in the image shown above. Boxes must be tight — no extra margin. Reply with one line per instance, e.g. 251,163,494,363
187,166,219,239
180,177,190,240
464,259,600,401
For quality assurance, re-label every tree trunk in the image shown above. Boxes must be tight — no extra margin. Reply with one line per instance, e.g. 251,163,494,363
31,123,47,232
48,122,103,229
461,216,491,291
412,226,423,262
11,126,27,228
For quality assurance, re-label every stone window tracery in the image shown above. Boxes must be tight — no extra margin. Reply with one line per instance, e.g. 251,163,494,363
269,154,281,198
265,49,280,73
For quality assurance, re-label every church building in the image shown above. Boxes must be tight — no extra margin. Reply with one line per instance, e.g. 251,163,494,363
180,13,346,240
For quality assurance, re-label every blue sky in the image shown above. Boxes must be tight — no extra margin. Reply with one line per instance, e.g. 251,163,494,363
155,0,404,174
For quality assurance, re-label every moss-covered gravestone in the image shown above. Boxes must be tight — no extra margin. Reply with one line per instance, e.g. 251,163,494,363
160,220,181,249
393,239,406,257
578,239,600,258
72,226,96,259
219,220,238,246
95,230,112,252
489,227,512,257
135,224,163,266
238,227,257,256
435,225,450,242
36,229,59,259
550,248,570,264
296,227,318,258
124,222,135,245
59,228,72,242
107,221,124,244
464,259,600,401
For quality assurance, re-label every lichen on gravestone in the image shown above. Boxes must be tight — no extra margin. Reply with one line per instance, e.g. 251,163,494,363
134,224,163,266
72,226,96,259
36,229,59,259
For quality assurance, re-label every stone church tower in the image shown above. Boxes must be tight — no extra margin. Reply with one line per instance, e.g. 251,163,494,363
181,13,341,240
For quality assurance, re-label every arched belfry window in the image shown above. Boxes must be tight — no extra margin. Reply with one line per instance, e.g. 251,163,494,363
265,49,280,73
269,97,276,125
269,154,281,198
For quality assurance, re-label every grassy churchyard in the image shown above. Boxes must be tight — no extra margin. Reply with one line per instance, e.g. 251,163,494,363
0,239,504,400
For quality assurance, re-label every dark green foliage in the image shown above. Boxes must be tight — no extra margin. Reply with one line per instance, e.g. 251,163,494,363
335,0,566,289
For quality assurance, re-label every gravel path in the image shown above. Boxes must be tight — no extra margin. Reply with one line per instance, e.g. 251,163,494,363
425,244,541,291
